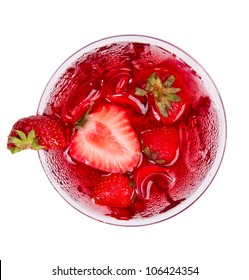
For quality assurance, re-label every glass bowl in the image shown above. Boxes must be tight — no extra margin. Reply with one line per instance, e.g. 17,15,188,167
37,35,227,226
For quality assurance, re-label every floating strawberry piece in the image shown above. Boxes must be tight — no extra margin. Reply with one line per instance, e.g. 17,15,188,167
69,104,141,173
150,94,186,125
7,115,69,153
92,173,134,208
141,126,180,165
135,72,186,124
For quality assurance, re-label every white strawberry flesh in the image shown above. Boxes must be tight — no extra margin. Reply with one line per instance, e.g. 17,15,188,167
69,105,141,173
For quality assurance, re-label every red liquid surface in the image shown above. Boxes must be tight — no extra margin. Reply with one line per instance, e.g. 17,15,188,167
41,42,219,220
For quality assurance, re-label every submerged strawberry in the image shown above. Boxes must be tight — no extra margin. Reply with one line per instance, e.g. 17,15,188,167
7,115,69,153
141,126,180,165
133,164,177,199
69,104,141,173
92,173,134,208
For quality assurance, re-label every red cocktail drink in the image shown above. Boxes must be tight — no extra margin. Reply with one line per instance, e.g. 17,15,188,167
36,35,226,226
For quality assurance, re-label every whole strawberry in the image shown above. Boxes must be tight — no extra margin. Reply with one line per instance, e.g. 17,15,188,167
7,115,69,153
92,173,134,208
141,126,180,165
135,73,186,124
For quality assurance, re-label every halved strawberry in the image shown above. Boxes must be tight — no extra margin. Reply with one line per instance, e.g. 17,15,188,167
7,115,69,153
69,105,141,173
92,173,134,208
141,126,180,165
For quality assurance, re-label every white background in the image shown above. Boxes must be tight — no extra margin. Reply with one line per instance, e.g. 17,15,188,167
0,0,248,279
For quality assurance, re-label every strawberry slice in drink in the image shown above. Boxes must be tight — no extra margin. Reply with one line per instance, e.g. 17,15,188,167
69,104,141,173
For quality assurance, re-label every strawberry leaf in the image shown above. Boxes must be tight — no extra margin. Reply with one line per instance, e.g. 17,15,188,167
75,101,94,129
135,73,181,119
166,93,181,102
155,159,166,164
156,100,169,117
8,129,45,153
164,75,175,87
145,73,163,92
15,130,27,141
143,146,151,158
9,136,23,147
143,146,159,161
135,87,148,96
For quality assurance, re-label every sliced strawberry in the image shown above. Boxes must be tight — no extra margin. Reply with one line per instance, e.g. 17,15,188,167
141,126,180,165
69,105,141,173
92,173,134,208
7,115,69,153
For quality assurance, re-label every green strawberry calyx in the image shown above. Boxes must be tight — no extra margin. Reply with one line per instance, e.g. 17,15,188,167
135,73,181,118
143,146,166,164
74,101,94,129
8,129,45,154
